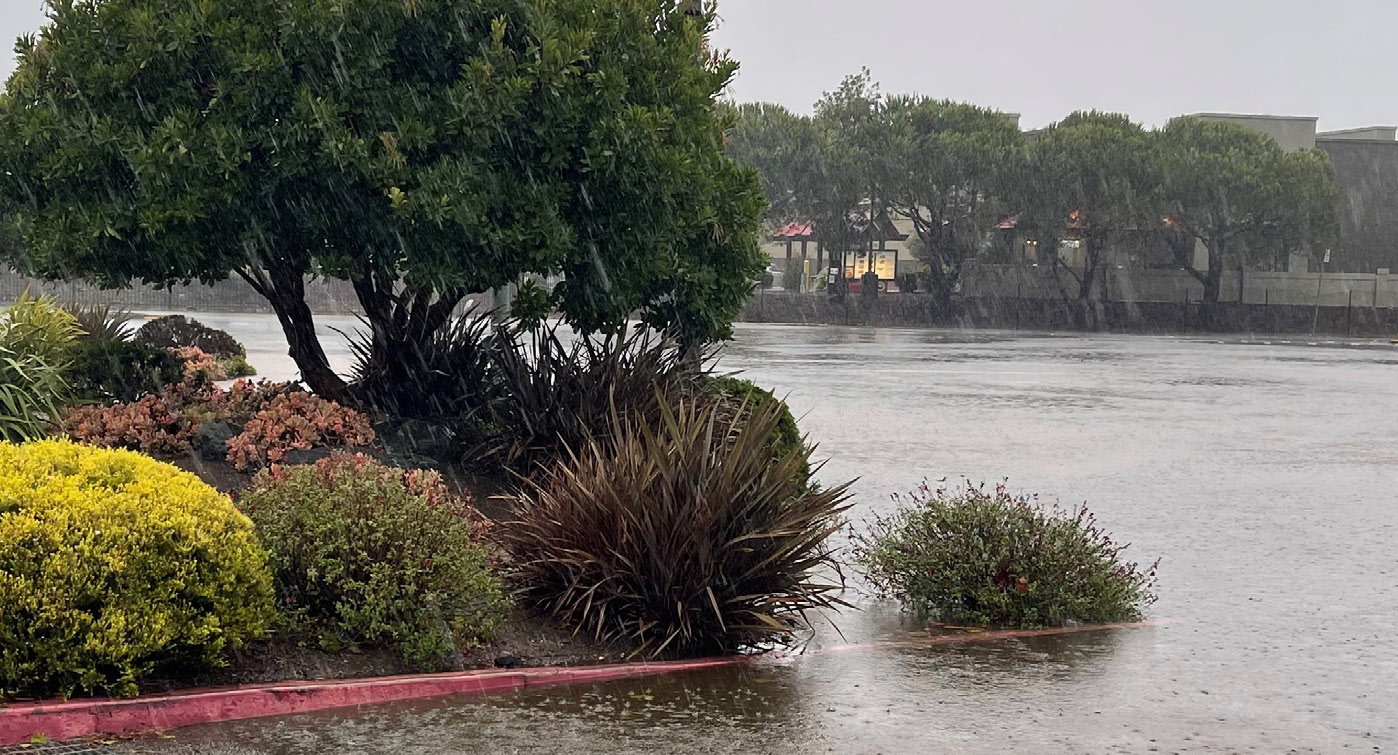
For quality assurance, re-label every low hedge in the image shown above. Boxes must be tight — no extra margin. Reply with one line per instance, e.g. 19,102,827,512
239,454,508,670
0,441,273,698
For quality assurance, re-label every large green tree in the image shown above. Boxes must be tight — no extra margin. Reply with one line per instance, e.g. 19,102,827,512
0,0,763,400
1157,117,1340,307
878,97,1019,307
1014,112,1161,326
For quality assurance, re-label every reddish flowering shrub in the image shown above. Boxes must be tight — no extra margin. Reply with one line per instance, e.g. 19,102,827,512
60,393,192,454
187,380,295,426
227,392,375,470
174,346,227,382
61,379,296,456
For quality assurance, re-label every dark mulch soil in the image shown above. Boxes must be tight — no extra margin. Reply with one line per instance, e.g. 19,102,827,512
166,455,254,495
130,611,628,696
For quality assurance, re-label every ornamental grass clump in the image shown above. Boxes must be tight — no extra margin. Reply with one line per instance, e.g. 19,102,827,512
481,324,702,476
0,440,273,698
500,394,852,658
854,481,1158,628
239,454,508,670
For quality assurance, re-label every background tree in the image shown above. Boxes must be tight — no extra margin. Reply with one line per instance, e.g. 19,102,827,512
1014,112,1161,327
807,69,884,292
878,97,1019,307
1157,118,1340,310
724,102,813,225
0,0,763,401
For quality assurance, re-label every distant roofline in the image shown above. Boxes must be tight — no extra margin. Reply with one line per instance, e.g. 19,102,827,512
1316,136,1398,146
1317,126,1397,137
1189,112,1319,123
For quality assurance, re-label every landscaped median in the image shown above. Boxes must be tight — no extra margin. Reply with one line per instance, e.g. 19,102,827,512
0,658,749,746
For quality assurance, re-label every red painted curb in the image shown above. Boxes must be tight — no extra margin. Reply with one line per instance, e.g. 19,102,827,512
0,658,746,746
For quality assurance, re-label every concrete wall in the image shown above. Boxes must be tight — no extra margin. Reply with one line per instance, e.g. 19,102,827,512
1192,113,1318,152
963,264,1398,308
1318,127,1398,141
1315,138,1398,273
0,269,495,315
741,290,1398,338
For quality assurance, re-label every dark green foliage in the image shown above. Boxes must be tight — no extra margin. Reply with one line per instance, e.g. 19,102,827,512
708,377,810,487
1,0,764,398
878,96,1021,306
897,273,920,293
1013,112,1161,321
349,311,498,423
66,340,186,404
66,304,139,344
501,396,852,657
482,324,700,475
1158,117,1341,305
240,454,509,671
134,316,245,359
854,481,1158,628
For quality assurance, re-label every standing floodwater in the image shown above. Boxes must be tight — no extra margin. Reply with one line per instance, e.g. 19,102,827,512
125,322,1398,754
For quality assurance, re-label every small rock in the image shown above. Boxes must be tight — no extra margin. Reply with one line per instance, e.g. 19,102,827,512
494,653,525,669
195,421,238,462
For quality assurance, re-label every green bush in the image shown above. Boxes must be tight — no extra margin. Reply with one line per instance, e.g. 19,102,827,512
221,353,257,379
854,481,1158,628
709,377,805,461
0,440,273,698
1,292,83,366
239,454,508,670
500,396,852,657
0,348,67,443
66,304,138,344
0,294,79,441
135,315,245,359
67,340,185,404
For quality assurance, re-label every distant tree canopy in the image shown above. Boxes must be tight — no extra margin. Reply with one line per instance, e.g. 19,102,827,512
726,69,1344,315
725,74,874,283
726,70,1021,303
878,97,1020,306
1014,111,1161,320
0,0,764,400
1158,117,1340,305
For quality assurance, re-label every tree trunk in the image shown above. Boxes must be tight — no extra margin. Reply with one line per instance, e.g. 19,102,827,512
1202,240,1225,305
1075,235,1106,330
241,266,350,402
348,273,467,413
1195,239,1227,330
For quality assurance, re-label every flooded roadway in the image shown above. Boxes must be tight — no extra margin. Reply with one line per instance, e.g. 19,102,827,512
130,321,1398,754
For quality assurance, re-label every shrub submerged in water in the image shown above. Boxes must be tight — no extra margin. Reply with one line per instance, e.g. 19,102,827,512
854,481,1157,628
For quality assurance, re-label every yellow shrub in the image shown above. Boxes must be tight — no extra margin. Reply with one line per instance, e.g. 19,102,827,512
0,440,273,698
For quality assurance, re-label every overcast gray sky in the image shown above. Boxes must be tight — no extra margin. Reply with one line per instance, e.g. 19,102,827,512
4,0,1394,130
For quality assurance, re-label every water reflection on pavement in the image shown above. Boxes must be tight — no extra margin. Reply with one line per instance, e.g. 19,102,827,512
123,321,1398,754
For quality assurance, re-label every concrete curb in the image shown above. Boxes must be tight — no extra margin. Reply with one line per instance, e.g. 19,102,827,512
0,658,746,746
